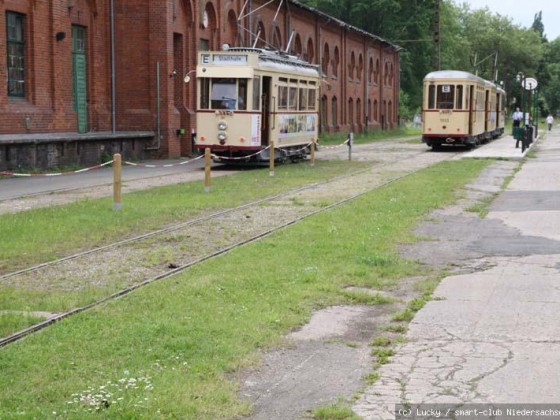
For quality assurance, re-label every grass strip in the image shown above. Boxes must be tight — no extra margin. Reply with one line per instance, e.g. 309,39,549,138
0,159,490,419
0,160,369,274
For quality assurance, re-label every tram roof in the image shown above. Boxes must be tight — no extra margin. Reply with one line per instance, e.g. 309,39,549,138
227,47,320,74
424,70,486,83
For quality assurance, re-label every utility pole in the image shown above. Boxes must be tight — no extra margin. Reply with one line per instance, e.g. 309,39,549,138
433,0,441,70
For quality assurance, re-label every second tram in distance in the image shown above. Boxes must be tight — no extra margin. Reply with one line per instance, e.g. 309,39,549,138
422,70,506,150
195,47,320,164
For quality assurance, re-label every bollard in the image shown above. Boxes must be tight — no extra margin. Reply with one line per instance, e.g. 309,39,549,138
204,148,211,192
347,132,353,161
310,139,316,167
269,141,275,177
113,153,122,211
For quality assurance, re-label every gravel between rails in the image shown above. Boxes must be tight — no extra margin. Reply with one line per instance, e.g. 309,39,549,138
1,142,453,296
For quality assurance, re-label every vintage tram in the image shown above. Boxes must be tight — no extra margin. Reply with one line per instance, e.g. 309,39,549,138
422,70,505,150
195,47,320,163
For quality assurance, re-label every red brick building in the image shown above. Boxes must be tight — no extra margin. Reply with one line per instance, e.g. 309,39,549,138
0,0,400,170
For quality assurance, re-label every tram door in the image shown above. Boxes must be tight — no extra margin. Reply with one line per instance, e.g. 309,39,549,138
468,85,474,135
261,76,272,146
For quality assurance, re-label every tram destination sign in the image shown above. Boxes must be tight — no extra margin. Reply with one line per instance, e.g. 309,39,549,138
201,54,248,66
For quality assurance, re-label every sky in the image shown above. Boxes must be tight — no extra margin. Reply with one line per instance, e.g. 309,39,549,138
458,0,560,40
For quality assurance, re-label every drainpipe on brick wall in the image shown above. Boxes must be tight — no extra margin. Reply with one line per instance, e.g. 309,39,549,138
110,0,116,133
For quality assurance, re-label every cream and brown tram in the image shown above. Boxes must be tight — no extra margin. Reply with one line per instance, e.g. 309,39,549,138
195,48,320,163
422,70,505,150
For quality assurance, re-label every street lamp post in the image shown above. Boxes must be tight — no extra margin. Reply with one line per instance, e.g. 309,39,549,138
516,72,525,127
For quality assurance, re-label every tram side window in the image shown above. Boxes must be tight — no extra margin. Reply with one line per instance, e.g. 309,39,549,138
455,85,463,110
289,79,298,110
428,85,435,109
252,76,261,111
278,78,288,110
200,78,210,109
308,84,317,110
437,85,454,109
299,82,308,111
308,89,316,110
238,79,247,110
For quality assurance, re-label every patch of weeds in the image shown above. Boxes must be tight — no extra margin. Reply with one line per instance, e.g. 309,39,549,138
364,372,380,385
372,348,394,365
312,398,360,420
384,324,407,334
290,197,306,206
465,192,498,218
371,336,392,347
392,296,428,322
359,254,397,267
341,290,394,305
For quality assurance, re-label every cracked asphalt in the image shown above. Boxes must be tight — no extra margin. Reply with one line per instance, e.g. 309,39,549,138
354,129,560,419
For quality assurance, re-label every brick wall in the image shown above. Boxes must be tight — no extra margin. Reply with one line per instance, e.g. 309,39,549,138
0,0,400,168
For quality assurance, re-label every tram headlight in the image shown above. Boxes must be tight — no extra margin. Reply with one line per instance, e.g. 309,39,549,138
217,121,228,130
218,131,227,144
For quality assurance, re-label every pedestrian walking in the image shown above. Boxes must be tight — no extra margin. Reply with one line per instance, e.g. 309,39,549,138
512,107,524,148
512,107,523,127
547,114,554,131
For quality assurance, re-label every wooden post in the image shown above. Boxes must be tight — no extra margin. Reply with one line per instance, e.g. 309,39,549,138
204,147,211,192
269,141,275,177
113,153,122,211
310,139,316,167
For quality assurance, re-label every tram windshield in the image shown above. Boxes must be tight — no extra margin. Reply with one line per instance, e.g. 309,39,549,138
201,78,248,110
427,84,464,110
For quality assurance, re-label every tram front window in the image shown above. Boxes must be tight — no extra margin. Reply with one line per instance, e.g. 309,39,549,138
210,78,248,110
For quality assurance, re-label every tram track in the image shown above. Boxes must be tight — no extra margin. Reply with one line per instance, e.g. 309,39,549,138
0,145,458,347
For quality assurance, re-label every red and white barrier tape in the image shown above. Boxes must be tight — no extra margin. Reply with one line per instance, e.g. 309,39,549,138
123,154,204,168
0,160,114,177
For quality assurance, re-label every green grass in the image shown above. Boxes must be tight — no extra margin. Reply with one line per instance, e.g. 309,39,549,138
319,126,421,145
0,160,370,274
0,159,490,419
313,399,361,419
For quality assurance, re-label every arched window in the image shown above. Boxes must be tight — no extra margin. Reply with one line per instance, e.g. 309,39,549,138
226,10,239,46
349,52,356,80
256,21,266,48
388,100,393,124
332,46,339,78
322,43,330,76
348,98,354,125
357,54,363,82
331,97,338,126
305,38,315,63
273,26,282,50
368,57,374,84
321,95,328,130
293,33,302,57
384,62,389,86
374,59,380,85
356,99,362,125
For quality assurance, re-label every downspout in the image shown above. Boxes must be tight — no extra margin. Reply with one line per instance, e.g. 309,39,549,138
110,0,116,133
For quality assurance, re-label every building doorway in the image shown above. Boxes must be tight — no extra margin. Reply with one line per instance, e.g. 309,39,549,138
72,25,88,133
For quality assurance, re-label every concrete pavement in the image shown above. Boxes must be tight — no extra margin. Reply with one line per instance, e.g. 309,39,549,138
353,127,560,418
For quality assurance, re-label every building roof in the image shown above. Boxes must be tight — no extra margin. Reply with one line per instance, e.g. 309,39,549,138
289,0,403,52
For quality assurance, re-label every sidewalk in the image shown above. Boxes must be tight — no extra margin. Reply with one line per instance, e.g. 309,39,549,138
354,128,560,418
459,130,537,160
